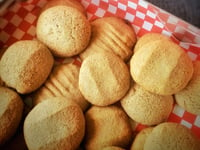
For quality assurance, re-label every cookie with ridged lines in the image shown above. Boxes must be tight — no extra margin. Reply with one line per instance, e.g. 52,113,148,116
130,127,153,150
36,6,91,57
130,39,193,95
0,40,54,94
144,122,200,150
0,86,24,145
24,97,85,150
175,61,200,115
121,84,174,125
33,63,89,111
134,33,170,53
42,0,86,15
80,17,137,61
79,52,130,106
84,105,133,150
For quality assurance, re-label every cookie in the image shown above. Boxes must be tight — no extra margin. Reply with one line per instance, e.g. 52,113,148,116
36,5,91,57
175,61,200,115
79,17,137,61
84,105,133,150
24,97,85,150
121,84,174,125
0,86,24,145
102,146,126,150
130,127,153,150
0,40,54,94
130,39,193,95
134,33,170,53
42,0,86,15
79,52,130,106
144,122,200,150
33,63,89,111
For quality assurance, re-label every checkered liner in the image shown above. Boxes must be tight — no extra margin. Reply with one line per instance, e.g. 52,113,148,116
0,0,200,138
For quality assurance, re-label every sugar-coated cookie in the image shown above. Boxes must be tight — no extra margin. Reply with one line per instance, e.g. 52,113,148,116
121,84,174,125
0,40,54,94
134,33,170,53
0,86,24,145
175,61,200,115
79,52,130,106
84,105,133,150
37,6,91,57
130,127,153,150
42,0,86,15
80,17,137,61
130,39,193,95
144,122,200,150
24,97,85,150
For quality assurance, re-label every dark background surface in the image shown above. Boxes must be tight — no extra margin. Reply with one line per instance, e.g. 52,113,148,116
146,0,200,28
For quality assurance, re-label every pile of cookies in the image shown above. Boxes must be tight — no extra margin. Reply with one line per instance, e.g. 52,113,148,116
0,0,200,149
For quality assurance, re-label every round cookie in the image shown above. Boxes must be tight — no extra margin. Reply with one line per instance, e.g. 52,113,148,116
134,33,170,53
36,5,91,57
175,61,200,115
0,86,24,145
102,146,126,150
33,63,90,111
121,84,174,125
0,40,54,94
84,105,133,150
79,17,137,61
79,52,130,106
130,39,193,95
42,0,86,15
130,127,153,150
144,122,200,150
24,97,85,150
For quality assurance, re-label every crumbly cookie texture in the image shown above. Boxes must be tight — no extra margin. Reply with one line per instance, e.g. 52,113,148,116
130,39,193,95
24,97,85,150
36,5,91,57
0,86,24,145
41,0,86,15
175,61,200,115
130,127,153,150
0,40,54,94
79,51,130,106
121,84,174,125
84,105,133,150
134,33,170,53
144,122,200,150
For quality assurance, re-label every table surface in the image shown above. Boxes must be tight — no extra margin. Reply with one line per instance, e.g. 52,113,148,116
146,0,200,28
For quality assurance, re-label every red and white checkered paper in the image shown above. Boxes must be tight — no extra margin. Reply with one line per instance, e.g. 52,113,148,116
0,0,200,138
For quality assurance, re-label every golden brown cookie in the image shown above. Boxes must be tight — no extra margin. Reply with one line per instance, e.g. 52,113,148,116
0,40,54,94
130,127,153,150
42,0,86,15
130,39,193,95
121,84,174,125
0,86,24,145
79,17,137,61
79,52,130,106
36,5,91,57
144,122,200,150
84,105,133,150
33,63,89,111
134,33,170,53
175,61,200,115
24,97,85,150
102,146,126,150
